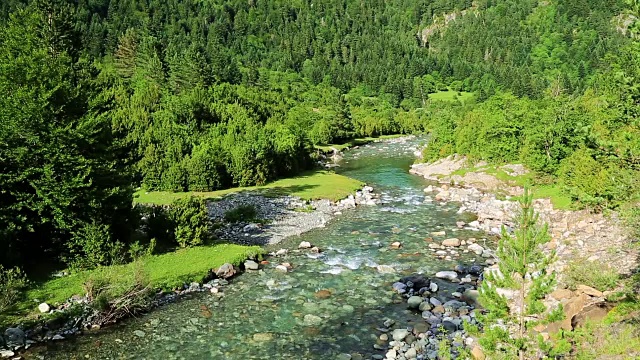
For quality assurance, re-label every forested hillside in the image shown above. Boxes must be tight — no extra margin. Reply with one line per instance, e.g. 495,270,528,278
0,0,636,282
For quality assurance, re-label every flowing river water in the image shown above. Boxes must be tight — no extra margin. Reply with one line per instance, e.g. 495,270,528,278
30,138,489,360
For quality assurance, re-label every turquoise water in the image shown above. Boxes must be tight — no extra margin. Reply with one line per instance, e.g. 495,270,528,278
30,138,486,360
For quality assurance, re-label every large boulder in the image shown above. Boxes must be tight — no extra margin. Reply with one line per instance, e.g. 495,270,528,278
215,263,236,279
4,328,25,347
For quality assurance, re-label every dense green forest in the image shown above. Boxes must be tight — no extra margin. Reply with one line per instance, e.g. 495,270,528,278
1,0,637,283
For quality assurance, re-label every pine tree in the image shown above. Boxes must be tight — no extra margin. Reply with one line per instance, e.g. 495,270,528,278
477,188,557,359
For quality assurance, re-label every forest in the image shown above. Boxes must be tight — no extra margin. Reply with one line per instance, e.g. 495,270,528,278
1,0,639,334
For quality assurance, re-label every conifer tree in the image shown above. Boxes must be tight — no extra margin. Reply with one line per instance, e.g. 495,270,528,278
477,188,556,359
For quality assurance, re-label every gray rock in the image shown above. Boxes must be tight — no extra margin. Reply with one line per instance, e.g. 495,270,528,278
133,330,145,338
52,334,65,340
429,297,442,306
442,321,458,332
392,282,407,294
419,302,432,312
242,223,261,233
407,296,423,309
244,260,259,270
392,328,410,341
429,282,438,292
4,328,25,346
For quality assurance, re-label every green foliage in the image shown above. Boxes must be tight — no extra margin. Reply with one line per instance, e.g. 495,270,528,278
0,266,28,313
169,197,211,248
564,259,620,292
66,222,126,270
478,189,557,358
224,205,258,223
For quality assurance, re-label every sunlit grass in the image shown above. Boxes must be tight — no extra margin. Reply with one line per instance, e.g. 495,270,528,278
135,170,364,205
5,244,262,326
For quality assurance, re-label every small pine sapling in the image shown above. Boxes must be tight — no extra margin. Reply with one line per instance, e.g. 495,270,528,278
477,188,557,359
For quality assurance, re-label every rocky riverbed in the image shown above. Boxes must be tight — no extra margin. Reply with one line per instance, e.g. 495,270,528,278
411,154,638,344
209,185,379,246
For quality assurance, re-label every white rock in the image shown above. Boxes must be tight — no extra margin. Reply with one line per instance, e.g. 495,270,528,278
468,243,484,255
275,249,288,256
429,283,438,292
405,348,417,359
0,350,15,358
376,265,396,274
298,241,312,249
244,260,259,270
392,328,410,341
275,265,288,272
435,271,458,281
38,302,51,313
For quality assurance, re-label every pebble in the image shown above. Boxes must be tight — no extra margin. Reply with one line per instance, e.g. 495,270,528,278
244,260,259,270
133,330,145,338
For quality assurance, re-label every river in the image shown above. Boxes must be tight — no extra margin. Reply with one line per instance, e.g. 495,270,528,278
30,137,487,360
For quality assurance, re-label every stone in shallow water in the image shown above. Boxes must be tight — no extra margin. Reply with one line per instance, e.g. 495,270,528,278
392,328,409,341
244,260,259,270
252,333,273,342
303,314,323,326
435,271,458,281
407,296,423,309
298,241,312,249
133,330,145,338
376,265,395,273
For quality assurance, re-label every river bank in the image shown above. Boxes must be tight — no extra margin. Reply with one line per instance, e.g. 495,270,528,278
1,181,378,357
410,154,638,344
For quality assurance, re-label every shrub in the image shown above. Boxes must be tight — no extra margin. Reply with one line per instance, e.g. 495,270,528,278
128,238,157,260
223,204,258,223
66,222,125,270
0,266,28,312
564,259,619,292
170,196,212,247
84,262,153,325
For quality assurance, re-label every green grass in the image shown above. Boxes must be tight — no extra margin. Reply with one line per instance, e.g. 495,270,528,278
314,134,405,152
564,259,619,292
8,244,262,325
428,90,475,104
135,170,365,205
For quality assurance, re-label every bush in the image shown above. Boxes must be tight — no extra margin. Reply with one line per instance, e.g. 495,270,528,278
564,259,619,292
224,204,258,223
170,196,212,247
84,262,153,325
66,222,125,270
0,266,28,312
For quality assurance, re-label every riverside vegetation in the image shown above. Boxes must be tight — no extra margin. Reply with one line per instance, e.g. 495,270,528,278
1,0,640,358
